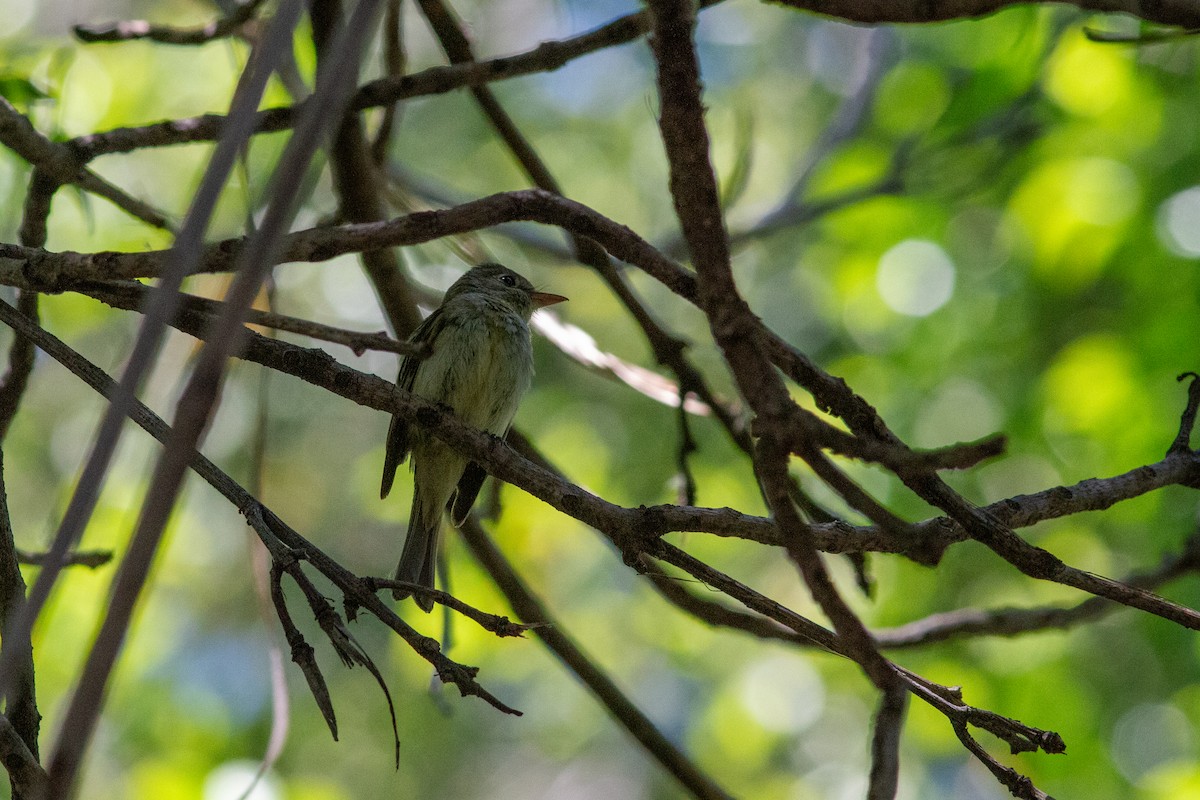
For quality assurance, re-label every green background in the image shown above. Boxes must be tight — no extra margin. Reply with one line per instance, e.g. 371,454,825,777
2,0,1199,797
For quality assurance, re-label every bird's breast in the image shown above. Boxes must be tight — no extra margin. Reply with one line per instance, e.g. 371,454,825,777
410,306,533,435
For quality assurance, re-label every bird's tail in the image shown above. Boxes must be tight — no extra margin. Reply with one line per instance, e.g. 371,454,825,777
393,490,440,612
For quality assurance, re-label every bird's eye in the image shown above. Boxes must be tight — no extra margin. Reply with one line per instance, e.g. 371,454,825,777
499,274,517,287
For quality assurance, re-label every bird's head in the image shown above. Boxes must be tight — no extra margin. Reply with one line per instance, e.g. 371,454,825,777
447,263,567,319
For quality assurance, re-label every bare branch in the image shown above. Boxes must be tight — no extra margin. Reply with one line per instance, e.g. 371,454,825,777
0,452,40,787
312,0,423,338
765,0,1200,28
365,578,535,638
868,686,907,800
4,191,698,300
0,99,172,231
1169,371,1200,455
878,531,1200,647
0,713,45,799
70,4,721,160
269,561,339,741
0,292,37,443
74,0,267,44
41,3,389,791
14,549,112,569
81,280,423,356
65,285,1200,628
644,0,899,695
281,550,400,767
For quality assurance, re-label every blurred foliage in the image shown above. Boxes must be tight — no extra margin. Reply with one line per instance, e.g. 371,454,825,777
2,0,1200,798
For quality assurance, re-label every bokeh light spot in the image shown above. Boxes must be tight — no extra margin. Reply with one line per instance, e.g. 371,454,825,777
203,761,281,800
1066,158,1139,226
1043,334,1137,433
875,239,956,317
1111,704,1195,785
1157,186,1200,257
738,655,825,734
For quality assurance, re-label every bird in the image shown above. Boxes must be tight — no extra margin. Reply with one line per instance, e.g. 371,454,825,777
380,263,567,611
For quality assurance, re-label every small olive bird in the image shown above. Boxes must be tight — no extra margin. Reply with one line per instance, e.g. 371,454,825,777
381,264,567,611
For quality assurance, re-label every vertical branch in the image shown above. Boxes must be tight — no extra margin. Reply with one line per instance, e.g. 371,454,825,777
0,298,37,758
0,161,58,796
371,0,407,165
867,685,908,800
643,0,900,711
0,450,38,799
0,291,38,445
41,1,386,794
312,0,423,337
0,0,310,710
0,165,54,440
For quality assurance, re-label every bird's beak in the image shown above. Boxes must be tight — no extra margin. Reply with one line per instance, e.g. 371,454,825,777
531,291,568,309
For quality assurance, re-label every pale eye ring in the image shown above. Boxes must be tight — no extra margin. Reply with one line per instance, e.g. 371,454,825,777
499,274,517,287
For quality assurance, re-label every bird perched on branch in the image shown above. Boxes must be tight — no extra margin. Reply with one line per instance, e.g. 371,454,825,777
381,263,567,611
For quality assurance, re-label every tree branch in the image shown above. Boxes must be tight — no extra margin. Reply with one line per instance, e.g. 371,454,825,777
74,0,268,44
0,98,172,231
69,3,726,160
311,0,423,338
59,279,1200,631
81,280,424,356
0,713,45,800
765,0,1200,28
42,6,399,788
458,518,735,800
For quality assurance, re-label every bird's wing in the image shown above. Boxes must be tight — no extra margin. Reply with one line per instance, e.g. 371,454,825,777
380,308,447,499
449,460,488,526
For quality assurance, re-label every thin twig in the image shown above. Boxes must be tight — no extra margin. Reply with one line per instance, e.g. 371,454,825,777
879,531,1200,647
767,0,1200,28
366,578,535,638
81,280,423,356
270,560,339,740
0,98,171,231
74,0,268,44
0,292,38,443
283,553,400,767
14,549,111,569
1168,372,1200,455
69,2,727,160
531,309,711,414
